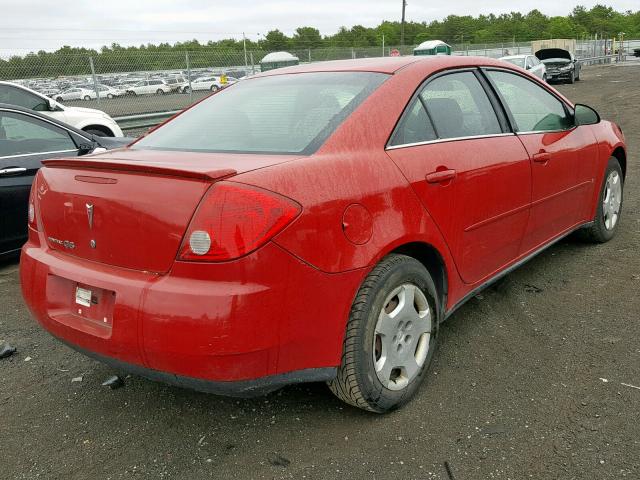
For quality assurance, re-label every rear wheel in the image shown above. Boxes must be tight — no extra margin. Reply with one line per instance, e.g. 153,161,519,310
579,157,624,243
328,254,439,413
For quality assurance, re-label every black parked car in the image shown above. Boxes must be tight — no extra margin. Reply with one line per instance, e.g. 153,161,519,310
535,48,582,84
0,103,132,258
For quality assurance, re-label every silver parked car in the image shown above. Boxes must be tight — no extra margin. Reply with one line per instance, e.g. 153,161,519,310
499,55,547,82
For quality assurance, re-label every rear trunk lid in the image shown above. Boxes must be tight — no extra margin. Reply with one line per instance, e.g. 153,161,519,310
38,149,299,273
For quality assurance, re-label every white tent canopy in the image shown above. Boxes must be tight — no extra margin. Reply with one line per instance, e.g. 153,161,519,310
261,51,299,63
414,40,450,51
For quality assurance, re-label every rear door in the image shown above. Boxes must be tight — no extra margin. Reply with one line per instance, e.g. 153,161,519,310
0,109,79,254
386,69,532,284
485,69,599,252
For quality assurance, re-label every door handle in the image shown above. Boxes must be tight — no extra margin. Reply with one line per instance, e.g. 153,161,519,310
426,169,456,184
0,167,27,176
533,152,551,163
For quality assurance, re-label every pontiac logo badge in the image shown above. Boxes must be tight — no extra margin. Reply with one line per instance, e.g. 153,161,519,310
86,203,94,229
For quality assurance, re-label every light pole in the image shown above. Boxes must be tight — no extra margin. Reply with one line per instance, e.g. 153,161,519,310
401,0,407,51
243,32,248,69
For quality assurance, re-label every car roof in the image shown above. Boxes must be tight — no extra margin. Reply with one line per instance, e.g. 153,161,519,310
253,55,519,77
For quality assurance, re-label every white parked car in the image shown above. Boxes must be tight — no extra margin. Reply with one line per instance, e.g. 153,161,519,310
125,79,171,95
96,84,125,98
184,76,237,93
0,81,123,137
55,87,98,102
499,55,547,81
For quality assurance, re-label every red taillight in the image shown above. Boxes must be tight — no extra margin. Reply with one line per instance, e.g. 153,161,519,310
28,177,38,231
178,182,301,262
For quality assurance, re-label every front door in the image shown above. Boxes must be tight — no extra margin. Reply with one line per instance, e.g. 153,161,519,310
386,69,532,284
485,69,599,253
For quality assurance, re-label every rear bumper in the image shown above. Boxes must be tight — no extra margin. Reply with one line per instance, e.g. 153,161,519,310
20,241,365,391
57,335,336,397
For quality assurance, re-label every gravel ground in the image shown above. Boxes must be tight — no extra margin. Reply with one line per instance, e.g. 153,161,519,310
1,62,639,480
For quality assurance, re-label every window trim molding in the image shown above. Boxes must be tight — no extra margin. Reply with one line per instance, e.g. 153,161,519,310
0,148,79,160
386,132,516,151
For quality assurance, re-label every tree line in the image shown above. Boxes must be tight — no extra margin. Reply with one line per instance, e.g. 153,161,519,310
1,5,638,80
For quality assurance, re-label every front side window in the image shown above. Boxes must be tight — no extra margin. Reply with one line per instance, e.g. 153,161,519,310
487,70,572,132
134,72,387,155
0,111,77,157
420,71,502,139
0,85,49,111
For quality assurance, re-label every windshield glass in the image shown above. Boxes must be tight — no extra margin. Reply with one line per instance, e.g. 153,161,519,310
134,71,387,155
503,57,525,68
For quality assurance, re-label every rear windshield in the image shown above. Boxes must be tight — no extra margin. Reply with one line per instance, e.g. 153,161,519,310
134,72,387,155
503,57,525,68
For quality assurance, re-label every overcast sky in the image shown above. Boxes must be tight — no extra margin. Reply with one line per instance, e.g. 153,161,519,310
1,0,637,56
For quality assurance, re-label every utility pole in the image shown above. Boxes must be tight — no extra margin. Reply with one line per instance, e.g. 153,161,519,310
382,34,385,57
401,0,407,50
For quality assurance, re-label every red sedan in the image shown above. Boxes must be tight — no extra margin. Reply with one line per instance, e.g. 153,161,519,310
20,56,626,412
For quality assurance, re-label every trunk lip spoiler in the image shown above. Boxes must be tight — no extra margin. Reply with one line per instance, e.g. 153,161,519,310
41,158,237,181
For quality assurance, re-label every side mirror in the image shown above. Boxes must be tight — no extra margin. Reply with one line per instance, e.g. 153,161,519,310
574,104,600,126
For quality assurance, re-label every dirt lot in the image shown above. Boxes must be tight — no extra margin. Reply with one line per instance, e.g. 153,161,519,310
1,62,639,480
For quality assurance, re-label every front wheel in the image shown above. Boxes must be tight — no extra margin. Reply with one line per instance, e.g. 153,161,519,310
156,89,165,95
210,85,219,92
328,254,440,413
83,95,91,101
567,71,575,84
542,73,548,83
106,93,114,99
579,157,624,243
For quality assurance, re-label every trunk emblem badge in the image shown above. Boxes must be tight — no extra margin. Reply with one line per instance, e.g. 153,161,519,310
86,203,94,229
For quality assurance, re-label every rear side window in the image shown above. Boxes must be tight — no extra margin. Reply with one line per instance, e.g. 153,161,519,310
389,99,436,146
487,70,572,132
0,84,49,111
0,111,76,157
135,72,387,155
420,71,502,139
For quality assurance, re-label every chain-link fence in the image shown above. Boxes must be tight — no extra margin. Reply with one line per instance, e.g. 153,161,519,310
1,39,637,128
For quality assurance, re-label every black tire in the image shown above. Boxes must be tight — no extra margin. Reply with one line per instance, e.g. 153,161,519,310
567,71,575,84
156,89,165,95
128,91,136,96
83,128,112,137
328,254,440,413
56,97,63,102
83,95,91,101
542,74,548,83
578,157,624,243
210,85,219,92
106,93,114,99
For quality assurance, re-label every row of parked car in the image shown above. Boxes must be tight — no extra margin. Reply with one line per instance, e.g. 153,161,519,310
17,69,246,103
